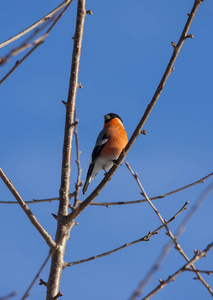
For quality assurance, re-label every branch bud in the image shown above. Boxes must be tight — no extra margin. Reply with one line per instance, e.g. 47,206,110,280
171,41,176,48
86,10,93,15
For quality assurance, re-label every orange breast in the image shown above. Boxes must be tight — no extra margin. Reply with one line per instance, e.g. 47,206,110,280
100,118,128,159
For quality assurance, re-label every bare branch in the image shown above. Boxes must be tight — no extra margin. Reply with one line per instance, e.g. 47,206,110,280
58,0,86,217
175,181,213,237
0,292,18,300
126,162,213,298
0,0,74,49
126,161,177,234
2,172,211,206
142,242,213,300
0,40,44,85
0,24,48,66
0,168,56,250
131,182,213,299
46,1,87,298
73,109,83,208
65,201,188,267
185,268,213,275
65,0,203,224
0,2,72,85
0,198,59,204
0,20,51,66
89,172,213,206
21,251,52,300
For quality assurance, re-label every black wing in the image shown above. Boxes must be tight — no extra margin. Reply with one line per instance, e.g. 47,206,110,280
91,130,109,161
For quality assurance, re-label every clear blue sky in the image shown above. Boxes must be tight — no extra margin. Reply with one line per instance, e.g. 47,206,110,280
0,1,213,299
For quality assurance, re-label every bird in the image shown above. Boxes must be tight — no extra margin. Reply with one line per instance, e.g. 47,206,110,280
82,113,128,194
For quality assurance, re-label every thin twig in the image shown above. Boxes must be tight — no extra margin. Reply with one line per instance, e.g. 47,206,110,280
21,250,53,300
46,2,72,35
185,268,213,275
0,292,18,300
0,40,44,85
73,109,83,208
2,172,211,205
142,242,213,300
175,181,213,237
65,201,188,267
0,15,54,66
0,2,72,85
135,181,213,297
0,197,59,204
65,0,203,224
126,162,213,298
0,0,73,48
89,172,213,206
0,22,50,65
0,168,56,250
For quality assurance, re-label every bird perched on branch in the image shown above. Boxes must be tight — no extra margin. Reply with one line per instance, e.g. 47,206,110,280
82,113,128,194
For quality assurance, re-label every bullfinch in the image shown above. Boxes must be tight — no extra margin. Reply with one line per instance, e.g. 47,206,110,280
83,113,128,194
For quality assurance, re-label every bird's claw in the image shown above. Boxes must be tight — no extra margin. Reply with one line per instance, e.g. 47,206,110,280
113,159,120,166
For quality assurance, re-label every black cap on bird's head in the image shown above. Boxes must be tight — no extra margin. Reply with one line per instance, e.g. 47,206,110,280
104,113,123,123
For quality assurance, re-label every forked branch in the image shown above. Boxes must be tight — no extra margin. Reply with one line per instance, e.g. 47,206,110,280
0,2,72,85
126,162,213,298
142,242,213,300
0,0,74,48
132,182,213,297
65,201,188,267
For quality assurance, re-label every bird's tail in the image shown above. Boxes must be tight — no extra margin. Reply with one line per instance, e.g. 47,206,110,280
82,178,90,194
83,163,94,194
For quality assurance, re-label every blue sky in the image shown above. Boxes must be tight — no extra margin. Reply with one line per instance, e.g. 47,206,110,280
0,0,213,299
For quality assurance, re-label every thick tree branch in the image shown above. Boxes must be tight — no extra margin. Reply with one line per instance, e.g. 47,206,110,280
0,168,56,250
142,242,213,300
46,1,87,299
0,0,74,48
66,0,203,224
58,4,85,217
